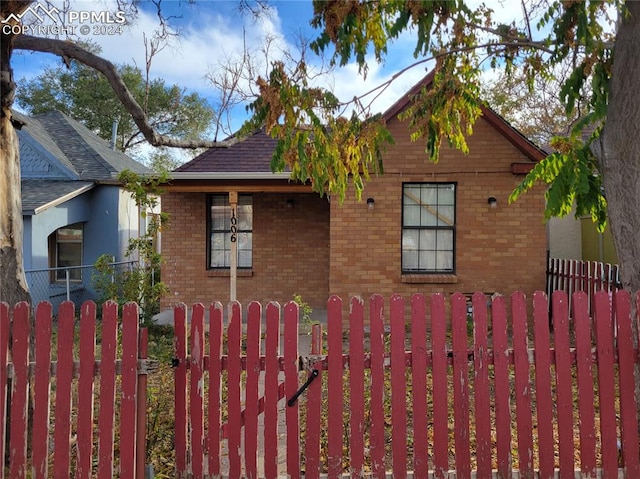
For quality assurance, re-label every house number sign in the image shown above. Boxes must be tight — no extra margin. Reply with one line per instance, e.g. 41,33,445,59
230,208,237,242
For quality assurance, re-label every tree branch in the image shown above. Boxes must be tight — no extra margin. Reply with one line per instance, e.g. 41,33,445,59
521,0,533,41
13,34,234,149
466,23,555,53
338,39,554,116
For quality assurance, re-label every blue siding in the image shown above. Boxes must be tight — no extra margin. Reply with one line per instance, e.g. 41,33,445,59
24,184,139,306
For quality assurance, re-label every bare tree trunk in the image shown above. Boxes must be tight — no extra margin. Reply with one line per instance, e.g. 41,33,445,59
1,3,32,308
1,4,33,466
599,0,640,435
600,2,640,294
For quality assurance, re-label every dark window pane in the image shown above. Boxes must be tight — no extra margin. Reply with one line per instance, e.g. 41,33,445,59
55,223,83,281
57,226,82,241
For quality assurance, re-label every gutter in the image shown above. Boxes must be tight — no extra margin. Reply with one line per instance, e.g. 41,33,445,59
30,183,96,215
167,172,293,181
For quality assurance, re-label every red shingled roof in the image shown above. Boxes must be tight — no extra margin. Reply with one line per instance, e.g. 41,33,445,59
175,129,278,173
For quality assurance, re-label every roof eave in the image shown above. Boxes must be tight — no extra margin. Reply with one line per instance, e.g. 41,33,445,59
31,183,96,215
479,105,546,162
382,71,436,122
168,172,293,180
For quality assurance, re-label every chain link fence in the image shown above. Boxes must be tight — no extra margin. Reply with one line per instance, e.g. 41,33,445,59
25,261,138,312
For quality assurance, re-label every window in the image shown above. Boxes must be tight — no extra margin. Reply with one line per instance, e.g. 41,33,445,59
49,223,83,281
402,183,455,273
208,195,253,269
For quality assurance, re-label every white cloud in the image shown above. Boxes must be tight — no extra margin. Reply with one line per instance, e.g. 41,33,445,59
70,0,437,118
15,0,602,139
86,2,288,92
321,56,433,118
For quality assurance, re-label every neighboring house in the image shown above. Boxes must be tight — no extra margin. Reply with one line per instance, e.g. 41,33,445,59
159,73,548,314
15,110,153,307
542,130,618,264
547,211,618,264
579,218,617,264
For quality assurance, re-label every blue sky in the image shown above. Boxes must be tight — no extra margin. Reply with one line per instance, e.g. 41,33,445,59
11,0,426,126
10,0,537,160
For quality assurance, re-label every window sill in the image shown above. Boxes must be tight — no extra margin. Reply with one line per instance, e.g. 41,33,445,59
401,273,458,284
207,270,253,278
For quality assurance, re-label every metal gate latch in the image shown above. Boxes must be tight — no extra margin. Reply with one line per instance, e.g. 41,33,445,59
287,369,319,407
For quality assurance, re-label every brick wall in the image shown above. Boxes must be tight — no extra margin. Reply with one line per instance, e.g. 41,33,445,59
161,192,329,311
328,114,548,305
161,114,547,316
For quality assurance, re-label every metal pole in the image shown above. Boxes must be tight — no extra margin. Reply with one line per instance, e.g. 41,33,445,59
229,191,238,302
65,269,70,301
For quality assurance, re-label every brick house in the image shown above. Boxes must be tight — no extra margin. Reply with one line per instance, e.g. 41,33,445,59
159,74,547,313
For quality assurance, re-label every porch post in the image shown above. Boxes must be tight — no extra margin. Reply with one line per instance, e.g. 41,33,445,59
229,191,238,302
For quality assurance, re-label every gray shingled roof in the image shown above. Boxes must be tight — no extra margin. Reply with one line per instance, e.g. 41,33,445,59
15,110,151,180
14,110,78,176
15,110,153,215
21,179,95,215
175,129,278,173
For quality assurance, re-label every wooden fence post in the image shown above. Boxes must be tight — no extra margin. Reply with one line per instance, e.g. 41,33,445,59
136,327,148,479
9,302,30,479
326,296,342,479
553,291,576,475
208,302,224,477
512,292,534,478
227,301,243,478
284,301,300,479
77,301,96,479
173,303,188,479
492,295,512,478
53,301,74,478
574,291,597,476
617,291,640,476
472,292,492,477
98,301,118,479
119,302,140,479
244,301,262,479
451,293,470,477
411,294,429,479
594,291,620,477
32,302,52,479
533,292,555,479
430,293,449,479
304,322,323,479
189,304,205,478
349,296,365,477
263,302,281,479
0,302,8,479
390,294,408,478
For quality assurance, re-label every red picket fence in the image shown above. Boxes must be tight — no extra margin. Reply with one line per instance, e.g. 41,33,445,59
175,290,640,479
0,300,154,479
